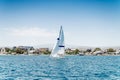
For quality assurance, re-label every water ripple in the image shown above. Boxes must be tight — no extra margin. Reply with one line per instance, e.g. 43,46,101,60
0,55,120,80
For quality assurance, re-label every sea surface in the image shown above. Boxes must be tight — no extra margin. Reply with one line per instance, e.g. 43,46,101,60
0,55,120,80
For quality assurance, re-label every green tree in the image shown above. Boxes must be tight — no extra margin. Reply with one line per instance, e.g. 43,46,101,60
66,51,72,55
93,48,101,52
5,48,11,53
107,48,116,52
15,48,25,54
43,50,51,55
73,49,80,55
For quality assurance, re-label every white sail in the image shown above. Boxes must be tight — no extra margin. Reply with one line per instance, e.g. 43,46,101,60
50,26,65,58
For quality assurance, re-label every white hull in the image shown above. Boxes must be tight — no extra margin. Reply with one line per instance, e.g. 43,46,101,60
50,53,65,58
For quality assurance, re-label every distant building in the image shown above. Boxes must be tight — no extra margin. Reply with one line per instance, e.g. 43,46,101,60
0,47,6,54
93,50,104,55
65,48,74,53
39,48,49,52
17,46,34,50
115,49,120,55
65,48,79,53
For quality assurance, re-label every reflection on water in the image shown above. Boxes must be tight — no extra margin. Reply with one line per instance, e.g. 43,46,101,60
0,55,120,80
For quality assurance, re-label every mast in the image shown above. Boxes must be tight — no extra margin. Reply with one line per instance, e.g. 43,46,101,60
58,26,64,47
57,26,63,40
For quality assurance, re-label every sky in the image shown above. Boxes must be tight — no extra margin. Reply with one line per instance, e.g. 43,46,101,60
0,0,120,47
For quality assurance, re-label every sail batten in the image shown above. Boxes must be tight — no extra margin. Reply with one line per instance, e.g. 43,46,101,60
59,45,65,47
50,26,65,58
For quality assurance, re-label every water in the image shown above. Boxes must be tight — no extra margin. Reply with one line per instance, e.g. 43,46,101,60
0,55,120,80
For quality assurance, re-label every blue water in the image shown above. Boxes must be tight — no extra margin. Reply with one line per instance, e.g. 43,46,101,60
0,55,120,80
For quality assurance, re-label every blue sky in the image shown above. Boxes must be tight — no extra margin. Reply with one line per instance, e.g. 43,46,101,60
0,0,120,47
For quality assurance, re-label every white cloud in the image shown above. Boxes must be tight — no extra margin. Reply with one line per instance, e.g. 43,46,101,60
10,27,56,37
0,27,58,47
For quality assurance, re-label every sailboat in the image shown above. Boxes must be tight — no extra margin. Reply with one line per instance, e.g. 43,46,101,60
50,26,65,58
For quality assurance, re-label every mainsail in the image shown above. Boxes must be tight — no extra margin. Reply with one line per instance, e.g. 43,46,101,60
50,26,65,58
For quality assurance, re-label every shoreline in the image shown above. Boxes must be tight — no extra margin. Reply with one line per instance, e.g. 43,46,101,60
0,53,120,56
